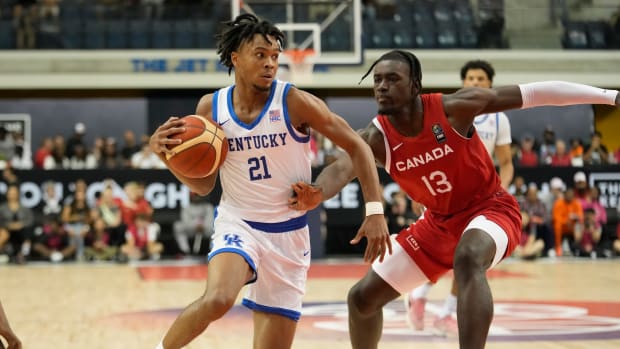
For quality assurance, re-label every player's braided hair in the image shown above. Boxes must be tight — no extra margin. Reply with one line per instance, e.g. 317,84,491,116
460,59,495,82
216,13,285,75
360,50,422,92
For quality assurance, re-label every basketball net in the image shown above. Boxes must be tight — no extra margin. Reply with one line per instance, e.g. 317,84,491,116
282,48,316,84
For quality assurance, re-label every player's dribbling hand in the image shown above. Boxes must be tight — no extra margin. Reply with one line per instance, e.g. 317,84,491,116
149,116,186,157
288,182,323,211
350,215,392,263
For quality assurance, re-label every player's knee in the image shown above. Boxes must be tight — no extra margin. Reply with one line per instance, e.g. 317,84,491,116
347,283,374,316
453,241,492,274
199,291,236,319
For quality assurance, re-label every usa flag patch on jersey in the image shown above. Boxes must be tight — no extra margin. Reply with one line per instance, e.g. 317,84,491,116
431,123,446,143
269,109,281,122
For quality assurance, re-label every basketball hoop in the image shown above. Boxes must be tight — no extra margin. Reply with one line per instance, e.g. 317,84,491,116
282,48,316,84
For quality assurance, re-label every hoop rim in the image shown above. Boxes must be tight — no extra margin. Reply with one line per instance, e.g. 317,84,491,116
283,48,316,64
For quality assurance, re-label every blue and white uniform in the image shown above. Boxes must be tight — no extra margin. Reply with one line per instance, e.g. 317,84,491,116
473,112,512,156
208,80,312,321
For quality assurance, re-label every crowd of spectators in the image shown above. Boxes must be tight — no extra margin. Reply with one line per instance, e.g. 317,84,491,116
512,128,620,168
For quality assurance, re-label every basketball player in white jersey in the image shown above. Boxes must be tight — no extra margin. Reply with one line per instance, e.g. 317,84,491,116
148,14,390,349
405,60,514,337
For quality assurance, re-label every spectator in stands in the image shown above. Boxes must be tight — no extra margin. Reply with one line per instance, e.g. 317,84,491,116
581,186,607,228
66,143,98,170
9,132,32,170
65,122,87,159
12,0,37,49
518,134,539,167
32,214,75,262
84,217,118,261
34,137,53,169
173,192,215,256
611,146,620,164
120,130,141,168
91,136,105,165
37,0,62,48
43,134,68,169
541,177,564,217
569,138,584,166
512,211,545,260
539,126,556,165
573,171,589,201
131,141,166,169
509,175,527,201
61,185,91,261
386,191,416,234
1,165,19,188
584,131,609,165
120,181,154,228
94,184,126,247
574,208,602,258
99,137,123,169
121,213,163,261
553,188,583,256
519,184,554,257
41,181,62,216
614,202,620,256
0,184,33,264
550,139,571,166
0,127,15,164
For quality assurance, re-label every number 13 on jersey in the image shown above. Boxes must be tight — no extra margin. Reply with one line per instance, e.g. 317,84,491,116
421,170,453,196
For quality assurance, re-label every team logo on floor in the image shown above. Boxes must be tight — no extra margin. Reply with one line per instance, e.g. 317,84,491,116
101,300,620,342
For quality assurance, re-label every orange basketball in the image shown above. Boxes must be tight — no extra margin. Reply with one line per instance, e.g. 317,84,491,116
166,115,228,178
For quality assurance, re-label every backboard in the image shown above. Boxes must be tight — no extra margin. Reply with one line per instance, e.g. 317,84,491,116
231,0,363,66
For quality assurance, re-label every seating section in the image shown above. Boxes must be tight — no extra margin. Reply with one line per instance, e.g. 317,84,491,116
364,0,479,49
1,1,618,50
562,20,613,49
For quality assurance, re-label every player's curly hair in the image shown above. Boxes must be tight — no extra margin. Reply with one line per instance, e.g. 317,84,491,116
460,60,495,82
360,50,423,92
216,13,285,75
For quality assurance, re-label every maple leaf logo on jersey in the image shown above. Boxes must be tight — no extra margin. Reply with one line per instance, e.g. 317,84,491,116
269,110,281,122
431,123,446,143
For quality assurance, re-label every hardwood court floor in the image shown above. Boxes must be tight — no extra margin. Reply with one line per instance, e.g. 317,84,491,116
1,258,619,349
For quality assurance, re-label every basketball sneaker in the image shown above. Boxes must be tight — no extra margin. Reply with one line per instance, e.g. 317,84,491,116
404,294,426,331
433,315,459,338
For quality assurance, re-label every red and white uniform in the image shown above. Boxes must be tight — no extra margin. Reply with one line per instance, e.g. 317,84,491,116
372,94,521,290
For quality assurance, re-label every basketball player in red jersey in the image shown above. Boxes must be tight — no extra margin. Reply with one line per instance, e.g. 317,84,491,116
289,49,620,349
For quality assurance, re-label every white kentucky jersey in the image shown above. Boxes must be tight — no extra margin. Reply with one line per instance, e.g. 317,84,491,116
473,112,512,156
212,80,312,222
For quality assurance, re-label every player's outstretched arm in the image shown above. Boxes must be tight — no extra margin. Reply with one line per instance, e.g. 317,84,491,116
447,82,619,120
287,87,392,262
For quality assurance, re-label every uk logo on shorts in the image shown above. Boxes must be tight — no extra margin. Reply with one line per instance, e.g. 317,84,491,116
224,234,243,247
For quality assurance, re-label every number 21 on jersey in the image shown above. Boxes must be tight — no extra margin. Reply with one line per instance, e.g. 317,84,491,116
421,170,453,196
248,156,272,181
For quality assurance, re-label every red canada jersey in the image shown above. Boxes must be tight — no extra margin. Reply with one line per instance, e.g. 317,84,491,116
374,93,502,216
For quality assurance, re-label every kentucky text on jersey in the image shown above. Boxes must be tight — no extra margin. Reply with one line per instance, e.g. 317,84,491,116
394,144,454,171
227,133,288,152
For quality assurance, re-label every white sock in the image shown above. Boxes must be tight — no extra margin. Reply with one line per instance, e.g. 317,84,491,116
438,294,457,318
410,282,433,299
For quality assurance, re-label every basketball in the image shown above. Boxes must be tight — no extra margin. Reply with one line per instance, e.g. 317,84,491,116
165,115,228,178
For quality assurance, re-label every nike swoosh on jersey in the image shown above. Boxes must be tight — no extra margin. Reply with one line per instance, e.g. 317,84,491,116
392,143,404,151
219,119,230,126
